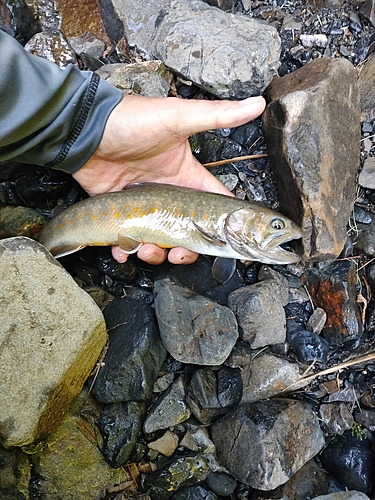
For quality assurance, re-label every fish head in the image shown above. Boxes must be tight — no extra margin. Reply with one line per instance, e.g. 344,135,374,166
225,207,303,264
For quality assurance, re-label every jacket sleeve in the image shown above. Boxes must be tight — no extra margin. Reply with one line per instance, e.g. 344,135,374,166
0,31,123,174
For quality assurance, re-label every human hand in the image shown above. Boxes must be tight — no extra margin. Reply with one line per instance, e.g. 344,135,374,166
72,94,266,265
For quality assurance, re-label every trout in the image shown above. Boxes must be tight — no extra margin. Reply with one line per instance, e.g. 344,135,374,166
39,184,303,282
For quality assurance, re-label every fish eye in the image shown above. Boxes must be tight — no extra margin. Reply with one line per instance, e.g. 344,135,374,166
271,218,285,230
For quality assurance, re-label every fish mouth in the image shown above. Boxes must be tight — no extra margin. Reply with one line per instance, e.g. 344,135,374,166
258,231,303,263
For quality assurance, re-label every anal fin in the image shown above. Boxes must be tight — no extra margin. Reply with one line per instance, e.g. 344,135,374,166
50,244,86,258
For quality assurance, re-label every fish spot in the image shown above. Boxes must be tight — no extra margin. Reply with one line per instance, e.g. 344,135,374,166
68,220,73,225
113,212,119,219
102,210,108,216
191,212,195,218
76,214,82,220
84,211,89,216
59,224,65,229
92,215,98,220
202,214,208,221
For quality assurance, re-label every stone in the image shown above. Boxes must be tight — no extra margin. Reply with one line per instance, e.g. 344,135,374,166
262,57,361,262
228,268,289,348
241,352,307,403
97,401,145,467
306,307,327,335
143,376,191,434
358,156,375,189
211,398,325,490
0,237,107,448
154,278,238,365
0,205,48,239
206,471,237,497
0,0,39,45
68,32,105,58
319,403,354,435
110,0,280,97
96,60,173,97
29,392,129,500
287,324,330,364
24,30,77,67
276,459,329,500
147,430,179,457
91,296,166,403
142,455,211,500
305,261,363,345
359,54,375,122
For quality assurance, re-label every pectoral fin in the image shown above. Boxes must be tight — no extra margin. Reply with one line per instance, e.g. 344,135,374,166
118,234,142,253
212,257,236,284
192,221,226,246
49,244,86,258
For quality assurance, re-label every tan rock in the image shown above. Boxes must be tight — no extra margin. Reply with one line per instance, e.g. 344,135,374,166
0,237,107,447
147,430,179,456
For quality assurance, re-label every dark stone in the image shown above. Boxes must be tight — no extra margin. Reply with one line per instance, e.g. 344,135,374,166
320,432,375,495
97,401,145,467
206,472,237,496
305,261,364,345
171,485,217,500
91,296,166,403
287,325,330,364
96,247,138,283
211,399,325,490
1,0,39,45
190,131,245,168
217,366,243,408
0,205,48,240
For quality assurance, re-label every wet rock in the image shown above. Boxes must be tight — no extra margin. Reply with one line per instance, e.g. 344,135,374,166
97,247,138,284
305,261,363,345
211,398,325,490
143,376,191,434
263,58,361,261
206,471,237,496
320,432,375,495
228,267,289,348
154,278,238,365
142,455,211,500
171,485,217,500
0,237,107,447
0,446,30,500
29,392,128,500
355,220,375,256
96,60,173,97
287,322,330,364
111,0,279,97
97,401,145,467
0,205,48,240
0,0,39,44
354,408,375,431
180,427,215,454
313,493,371,500
241,352,307,403
148,430,179,457
25,29,77,67
187,367,242,424
319,403,354,435
91,296,166,403
190,131,245,167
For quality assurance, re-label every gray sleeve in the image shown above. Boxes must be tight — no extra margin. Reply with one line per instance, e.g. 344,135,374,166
0,31,123,174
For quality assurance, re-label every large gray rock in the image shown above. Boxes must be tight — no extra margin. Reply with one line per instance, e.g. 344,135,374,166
154,278,238,365
211,398,325,490
0,237,107,448
111,0,280,98
313,493,371,500
263,57,361,262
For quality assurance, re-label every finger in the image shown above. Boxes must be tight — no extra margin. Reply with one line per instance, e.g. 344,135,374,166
137,244,168,264
168,247,199,265
172,96,266,137
112,245,129,263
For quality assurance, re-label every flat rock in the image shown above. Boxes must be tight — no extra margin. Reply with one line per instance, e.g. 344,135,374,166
263,57,361,261
358,54,375,122
154,278,238,365
96,60,173,97
25,30,77,67
358,156,375,189
211,398,325,490
0,237,107,448
110,0,280,98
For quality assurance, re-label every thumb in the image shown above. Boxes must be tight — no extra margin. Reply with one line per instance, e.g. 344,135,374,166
173,95,266,137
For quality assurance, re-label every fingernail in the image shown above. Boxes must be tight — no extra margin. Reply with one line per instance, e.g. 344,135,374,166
239,96,265,106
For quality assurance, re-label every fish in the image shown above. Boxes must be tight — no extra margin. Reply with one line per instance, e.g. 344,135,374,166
39,183,303,282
